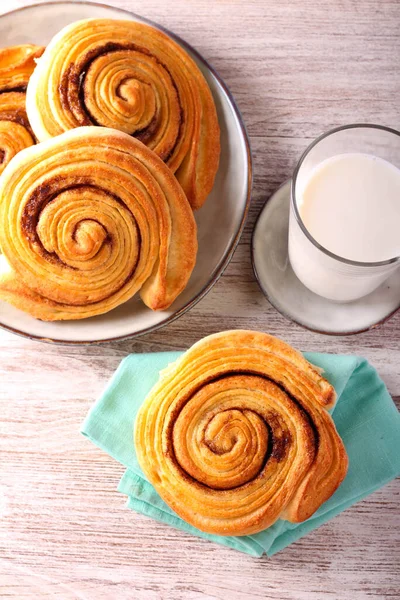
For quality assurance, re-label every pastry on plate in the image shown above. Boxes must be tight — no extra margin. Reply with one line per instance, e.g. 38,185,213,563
0,44,44,174
135,330,348,536
26,18,220,209
0,127,197,321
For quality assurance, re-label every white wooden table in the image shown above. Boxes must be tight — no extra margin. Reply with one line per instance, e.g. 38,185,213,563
1,1,399,598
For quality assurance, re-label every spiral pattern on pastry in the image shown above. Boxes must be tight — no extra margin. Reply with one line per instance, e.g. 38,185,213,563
135,331,348,536
0,127,197,321
26,19,220,209
0,44,44,174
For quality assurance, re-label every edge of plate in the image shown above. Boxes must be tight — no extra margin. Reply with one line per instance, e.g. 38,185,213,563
250,181,400,336
0,0,253,345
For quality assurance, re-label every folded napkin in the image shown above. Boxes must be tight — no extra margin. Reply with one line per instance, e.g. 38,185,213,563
81,351,400,558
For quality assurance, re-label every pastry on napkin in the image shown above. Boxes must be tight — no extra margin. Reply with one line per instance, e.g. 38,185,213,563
82,332,400,557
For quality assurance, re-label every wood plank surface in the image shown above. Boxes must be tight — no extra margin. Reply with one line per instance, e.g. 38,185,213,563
0,0,399,598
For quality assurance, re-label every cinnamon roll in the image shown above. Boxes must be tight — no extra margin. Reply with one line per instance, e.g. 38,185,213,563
135,331,348,536
0,127,197,320
26,19,220,209
0,44,44,174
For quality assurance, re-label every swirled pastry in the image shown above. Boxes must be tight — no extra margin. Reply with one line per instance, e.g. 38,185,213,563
26,19,220,209
0,127,197,320
135,331,348,536
0,44,44,174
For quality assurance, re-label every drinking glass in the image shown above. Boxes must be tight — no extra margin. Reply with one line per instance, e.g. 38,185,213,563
288,124,400,302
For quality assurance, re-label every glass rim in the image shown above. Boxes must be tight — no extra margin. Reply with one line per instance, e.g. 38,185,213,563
291,123,400,267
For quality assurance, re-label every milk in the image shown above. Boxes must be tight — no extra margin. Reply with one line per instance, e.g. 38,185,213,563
289,153,400,302
299,153,400,262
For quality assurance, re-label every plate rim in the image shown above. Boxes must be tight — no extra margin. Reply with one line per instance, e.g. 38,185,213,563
251,180,400,337
0,0,252,345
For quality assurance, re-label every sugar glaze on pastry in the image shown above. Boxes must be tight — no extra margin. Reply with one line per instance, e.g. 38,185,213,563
0,127,197,321
26,19,220,209
135,331,348,536
0,44,44,174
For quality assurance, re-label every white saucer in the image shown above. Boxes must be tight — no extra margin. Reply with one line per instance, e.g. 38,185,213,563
251,181,400,335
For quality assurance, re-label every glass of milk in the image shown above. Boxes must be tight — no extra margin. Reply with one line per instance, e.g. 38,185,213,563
288,124,400,302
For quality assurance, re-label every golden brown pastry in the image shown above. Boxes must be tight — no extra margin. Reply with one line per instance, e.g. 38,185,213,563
0,127,197,321
26,19,220,209
135,331,348,536
0,44,44,174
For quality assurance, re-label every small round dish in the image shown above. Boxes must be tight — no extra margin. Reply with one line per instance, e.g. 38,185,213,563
252,181,400,335
0,1,251,344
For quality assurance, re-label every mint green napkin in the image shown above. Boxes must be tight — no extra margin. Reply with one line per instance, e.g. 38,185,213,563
81,351,400,557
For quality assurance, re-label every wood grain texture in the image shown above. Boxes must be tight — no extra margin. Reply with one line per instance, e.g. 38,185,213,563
0,0,399,598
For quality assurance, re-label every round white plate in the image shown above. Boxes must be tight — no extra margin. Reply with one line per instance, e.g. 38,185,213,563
0,1,251,344
252,181,400,335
